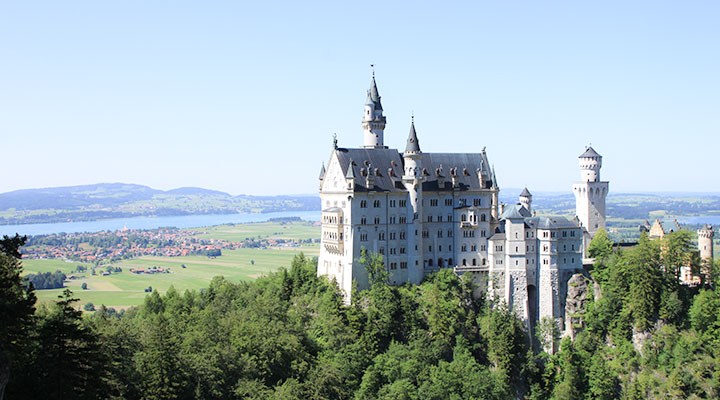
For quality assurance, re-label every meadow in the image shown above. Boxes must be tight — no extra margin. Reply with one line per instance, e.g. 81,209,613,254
23,221,320,308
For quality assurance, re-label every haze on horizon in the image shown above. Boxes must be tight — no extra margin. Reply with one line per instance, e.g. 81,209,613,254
2,1,718,196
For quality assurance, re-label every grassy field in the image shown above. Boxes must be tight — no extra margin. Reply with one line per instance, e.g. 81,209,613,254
24,222,320,308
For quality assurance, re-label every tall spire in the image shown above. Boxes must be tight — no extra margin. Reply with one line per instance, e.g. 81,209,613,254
362,71,387,148
405,115,421,154
491,165,499,189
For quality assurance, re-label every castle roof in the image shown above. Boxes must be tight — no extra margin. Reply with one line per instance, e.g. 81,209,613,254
525,216,579,230
333,147,494,192
520,187,532,197
579,146,601,158
501,203,532,220
405,120,421,153
367,76,383,111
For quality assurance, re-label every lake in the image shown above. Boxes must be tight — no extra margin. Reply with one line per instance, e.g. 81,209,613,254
0,210,321,237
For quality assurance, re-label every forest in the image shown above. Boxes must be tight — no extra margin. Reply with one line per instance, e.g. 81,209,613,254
1,231,720,399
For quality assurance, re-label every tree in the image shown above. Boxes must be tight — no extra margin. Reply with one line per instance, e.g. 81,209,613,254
32,289,108,400
81,282,88,290
0,235,34,400
83,302,95,312
588,228,613,261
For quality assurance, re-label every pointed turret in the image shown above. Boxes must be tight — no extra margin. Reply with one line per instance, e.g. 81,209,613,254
319,163,326,180
519,187,532,213
405,118,421,154
491,165,499,189
362,74,387,148
345,159,355,179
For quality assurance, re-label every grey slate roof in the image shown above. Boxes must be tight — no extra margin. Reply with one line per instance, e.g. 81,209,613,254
520,187,532,197
405,121,421,153
524,216,579,229
501,203,532,219
334,147,495,192
579,146,601,158
319,163,326,180
368,77,383,111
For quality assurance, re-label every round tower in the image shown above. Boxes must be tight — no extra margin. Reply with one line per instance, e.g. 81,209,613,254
362,74,387,148
572,146,609,239
519,187,532,213
698,224,714,264
578,146,602,182
402,118,424,284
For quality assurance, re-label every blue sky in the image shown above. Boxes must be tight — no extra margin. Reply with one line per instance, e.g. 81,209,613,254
1,1,718,195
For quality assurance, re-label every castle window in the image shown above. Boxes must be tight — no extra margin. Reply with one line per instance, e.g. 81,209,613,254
390,232,396,240
379,232,385,240
374,217,380,224
462,259,467,266
481,245,486,251
428,259,433,267
430,199,438,207
361,217,367,225
473,198,481,206
399,217,407,224
437,231,443,238
390,248,396,255
481,214,486,222
515,260,519,266
428,245,432,252
439,245,442,251
373,200,381,208
449,245,452,251
571,244,575,251
399,200,407,207
461,244,467,252
445,198,453,206
551,232,556,238
400,247,406,254
438,259,443,267
427,215,433,222
390,262,397,269
379,248,385,255
360,233,368,241
563,245,566,251
471,244,477,252
448,215,452,222
572,258,575,263
360,200,367,208
390,200,396,207
400,262,408,269
438,215,443,222
448,230,453,237
515,246,519,252
472,259,477,266
400,232,406,240
461,214,467,222
562,230,567,237
482,258,486,265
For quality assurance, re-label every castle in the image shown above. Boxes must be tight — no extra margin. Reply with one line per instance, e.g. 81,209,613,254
317,75,609,340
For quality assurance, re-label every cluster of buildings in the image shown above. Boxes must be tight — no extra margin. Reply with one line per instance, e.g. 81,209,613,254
317,75,715,340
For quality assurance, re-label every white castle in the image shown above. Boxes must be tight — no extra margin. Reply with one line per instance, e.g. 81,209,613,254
317,76,608,338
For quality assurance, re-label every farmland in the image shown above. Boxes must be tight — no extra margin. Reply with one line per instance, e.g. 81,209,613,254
22,221,320,308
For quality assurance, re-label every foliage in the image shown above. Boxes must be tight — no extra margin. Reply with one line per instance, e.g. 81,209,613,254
24,270,66,290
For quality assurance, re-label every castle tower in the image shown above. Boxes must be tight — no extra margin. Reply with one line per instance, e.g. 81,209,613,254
572,146,609,238
362,74,387,148
698,225,714,282
519,187,532,214
402,118,424,284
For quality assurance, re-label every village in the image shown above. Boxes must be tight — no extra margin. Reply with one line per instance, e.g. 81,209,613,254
23,226,316,264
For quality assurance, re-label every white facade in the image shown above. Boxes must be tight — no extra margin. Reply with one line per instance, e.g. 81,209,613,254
318,76,600,341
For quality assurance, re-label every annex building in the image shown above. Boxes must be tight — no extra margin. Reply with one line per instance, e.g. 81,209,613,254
317,75,608,334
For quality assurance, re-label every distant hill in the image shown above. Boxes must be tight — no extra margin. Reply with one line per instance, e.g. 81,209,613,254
0,183,320,225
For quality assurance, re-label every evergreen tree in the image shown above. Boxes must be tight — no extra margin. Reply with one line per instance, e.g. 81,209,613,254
0,234,34,400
